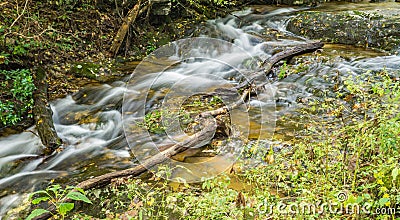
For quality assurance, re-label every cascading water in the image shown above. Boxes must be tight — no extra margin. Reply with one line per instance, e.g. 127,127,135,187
1,5,399,218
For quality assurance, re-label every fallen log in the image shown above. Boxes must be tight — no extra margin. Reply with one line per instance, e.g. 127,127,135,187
236,41,324,89
262,41,324,69
78,116,216,189
32,67,62,154
34,116,216,220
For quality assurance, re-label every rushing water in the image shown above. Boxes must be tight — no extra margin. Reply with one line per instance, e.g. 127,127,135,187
1,4,400,218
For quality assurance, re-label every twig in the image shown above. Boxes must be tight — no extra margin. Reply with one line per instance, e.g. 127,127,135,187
201,88,251,117
9,0,30,29
6,28,52,40
115,0,123,19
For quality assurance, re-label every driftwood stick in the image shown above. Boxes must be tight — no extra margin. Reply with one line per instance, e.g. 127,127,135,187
236,41,324,89
77,117,216,190
201,88,251,117
109,0,142,56
262,41,324,68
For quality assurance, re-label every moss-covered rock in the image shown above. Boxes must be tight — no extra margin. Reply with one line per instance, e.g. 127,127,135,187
70,62,101,79
287,9,400,52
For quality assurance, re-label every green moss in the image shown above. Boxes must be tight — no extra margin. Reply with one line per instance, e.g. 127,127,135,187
70,62,100,79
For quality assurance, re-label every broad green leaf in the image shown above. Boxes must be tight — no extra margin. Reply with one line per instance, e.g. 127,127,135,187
66,186,85,194
29,190,49,199
392,168,399,181
66,185,75,190
32,196,50,205
75,187,85,194
48,184,62,195
346,194,357,204
363,193,371,200
48,184,61,192
379,198,390,206
66,191,92,204
58,202,74,216
356,196,363,203
25,209,49,220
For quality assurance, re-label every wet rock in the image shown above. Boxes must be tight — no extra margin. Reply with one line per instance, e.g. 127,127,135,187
70,62,101,79
69,62,125,83
287,9,400,52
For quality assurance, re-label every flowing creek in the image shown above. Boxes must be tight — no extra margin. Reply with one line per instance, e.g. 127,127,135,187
1,4,400,218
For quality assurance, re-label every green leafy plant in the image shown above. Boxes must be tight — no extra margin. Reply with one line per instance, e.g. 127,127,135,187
146,43,157,55
277,61,309,79
291,70,400,216
0,52,10,65
212,0,234,7
138,107,195,134
137,109,168,134
0,69,35,126
278,61,288,79
209,95,223,105
26,184,92,220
